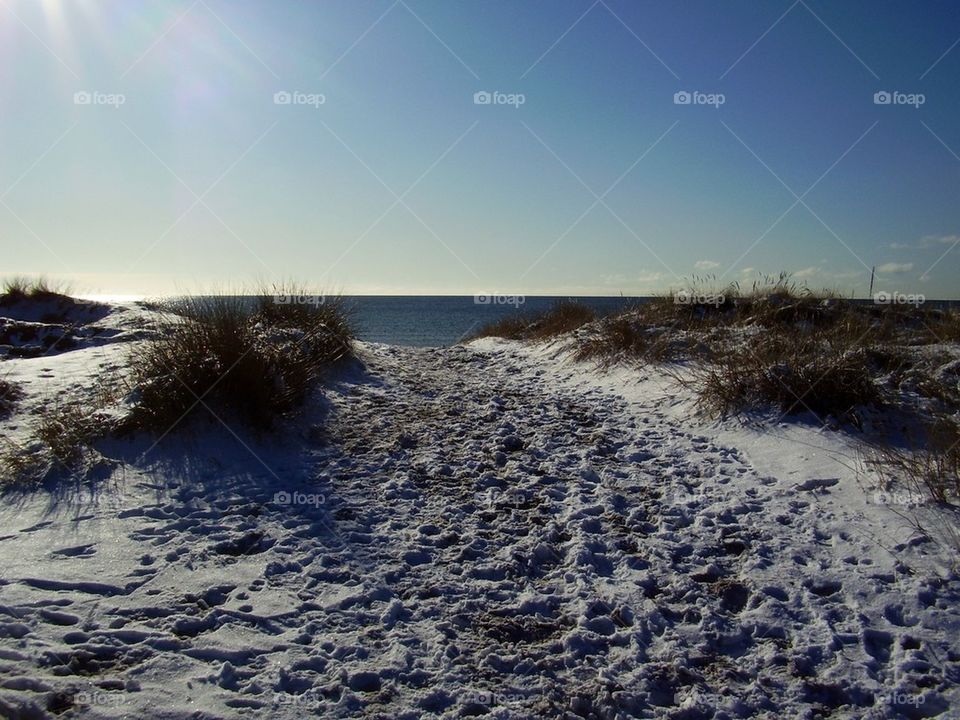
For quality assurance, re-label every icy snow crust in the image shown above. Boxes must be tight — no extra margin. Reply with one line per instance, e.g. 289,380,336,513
0,305,958,718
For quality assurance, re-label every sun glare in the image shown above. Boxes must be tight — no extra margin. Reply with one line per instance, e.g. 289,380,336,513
39,0,65,23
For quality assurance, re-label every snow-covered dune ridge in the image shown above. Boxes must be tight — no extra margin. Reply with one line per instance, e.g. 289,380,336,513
0,298,958,718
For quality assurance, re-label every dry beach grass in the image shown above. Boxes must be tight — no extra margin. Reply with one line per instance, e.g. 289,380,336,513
125,288,353,433
468,299,597,342
0,285,354,486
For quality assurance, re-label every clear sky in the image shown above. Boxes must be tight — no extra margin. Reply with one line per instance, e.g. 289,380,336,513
2,0,959,298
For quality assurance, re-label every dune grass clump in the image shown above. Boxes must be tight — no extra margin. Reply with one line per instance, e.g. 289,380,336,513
0,397,116,486
0,439,48,487
0,275,108,327
574,314,656,364
687,329,886,424
0,276,70,305
470,300,596,341
571,275,835,365
923,309,960,344
34,400,110,468
0,285,353,486
574,313,711,367
252,286,354,364
0,378,24,417
868,418,960,504
461,274,956,435
125,288,353,433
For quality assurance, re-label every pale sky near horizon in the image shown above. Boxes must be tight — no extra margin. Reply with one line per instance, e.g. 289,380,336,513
2,0,959,298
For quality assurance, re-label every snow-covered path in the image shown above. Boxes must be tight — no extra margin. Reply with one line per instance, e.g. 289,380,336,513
1,339,959,718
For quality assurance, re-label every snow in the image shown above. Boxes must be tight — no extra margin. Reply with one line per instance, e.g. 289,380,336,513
0,305,958,718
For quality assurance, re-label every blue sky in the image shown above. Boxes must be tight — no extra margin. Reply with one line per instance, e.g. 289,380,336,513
2,0,959,297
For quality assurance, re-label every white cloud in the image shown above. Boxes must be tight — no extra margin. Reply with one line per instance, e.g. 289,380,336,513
694,260,720,270
600,271,664,288
830,271,864,281
601,273,628,286
890,234,959,250
922,234,958,247
793,266,820,278
876,262,913,274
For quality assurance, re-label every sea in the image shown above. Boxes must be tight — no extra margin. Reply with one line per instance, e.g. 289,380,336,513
342,296,639,347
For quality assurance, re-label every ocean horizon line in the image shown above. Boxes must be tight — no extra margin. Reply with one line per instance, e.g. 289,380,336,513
75,292,960,304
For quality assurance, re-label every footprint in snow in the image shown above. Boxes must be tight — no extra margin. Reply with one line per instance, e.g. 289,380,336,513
795,477,840,492
50,543,97,559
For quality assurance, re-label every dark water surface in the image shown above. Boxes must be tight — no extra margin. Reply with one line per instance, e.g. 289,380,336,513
343,296,640,347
